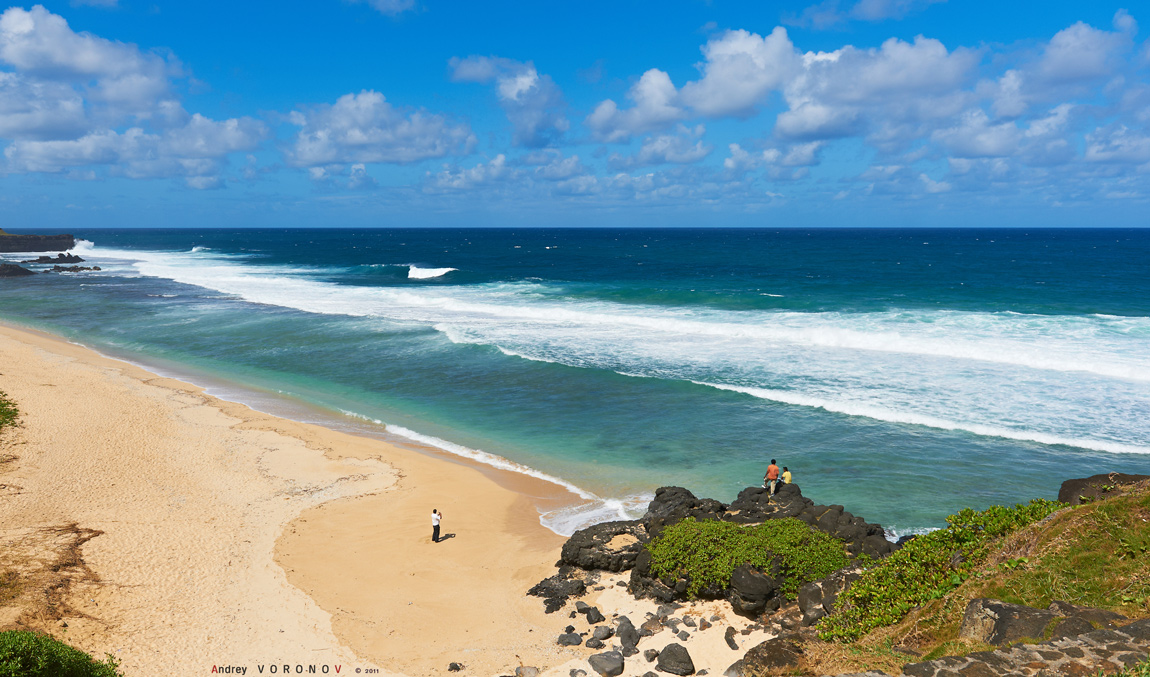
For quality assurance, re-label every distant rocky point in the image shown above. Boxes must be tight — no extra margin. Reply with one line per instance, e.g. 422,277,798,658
23,253,84,264
0,228,75,253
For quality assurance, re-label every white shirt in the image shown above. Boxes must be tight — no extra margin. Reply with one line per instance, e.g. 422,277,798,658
432,512,441,526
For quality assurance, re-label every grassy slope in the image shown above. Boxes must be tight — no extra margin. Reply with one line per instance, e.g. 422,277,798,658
806,481,1150,675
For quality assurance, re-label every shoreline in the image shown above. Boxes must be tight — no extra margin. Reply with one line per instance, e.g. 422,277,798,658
0,318,620,535
0,321,594,675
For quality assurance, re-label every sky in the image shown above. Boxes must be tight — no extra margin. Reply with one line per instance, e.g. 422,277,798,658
1,0,1149,228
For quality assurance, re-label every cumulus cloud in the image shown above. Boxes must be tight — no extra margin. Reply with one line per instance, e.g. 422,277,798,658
426,154,514,191
608,125,712,169
4,114,266,186
449,55,568,147
0,5,267,187
679,28,800,118
0,5,179,124
287,90,475,166
585,68,685,143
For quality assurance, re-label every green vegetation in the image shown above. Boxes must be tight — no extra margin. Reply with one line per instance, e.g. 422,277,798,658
0,631,122,677
818,498,1066,641
0,391,16,432
978,489,1150,613
646,517,852,598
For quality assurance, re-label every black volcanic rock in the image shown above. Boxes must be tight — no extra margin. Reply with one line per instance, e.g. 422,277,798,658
1059,473,1150,505
561,520,647,572
23,253,84,263
0,264,35,277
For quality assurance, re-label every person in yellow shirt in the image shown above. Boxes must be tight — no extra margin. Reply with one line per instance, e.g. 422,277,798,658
781,467,792,486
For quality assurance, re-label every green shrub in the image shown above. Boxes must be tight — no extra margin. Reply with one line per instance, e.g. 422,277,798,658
646,517,852,598
0,391,16,432
0,631,122,677
818,498,1065,641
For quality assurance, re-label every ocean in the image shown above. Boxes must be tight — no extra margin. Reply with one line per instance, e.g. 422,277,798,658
1,228,1147,537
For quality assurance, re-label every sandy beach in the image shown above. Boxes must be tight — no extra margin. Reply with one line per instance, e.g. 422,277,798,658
0,322,597,675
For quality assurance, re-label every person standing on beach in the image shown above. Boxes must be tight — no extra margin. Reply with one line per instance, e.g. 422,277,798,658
431,509,442,543
764,459,780,495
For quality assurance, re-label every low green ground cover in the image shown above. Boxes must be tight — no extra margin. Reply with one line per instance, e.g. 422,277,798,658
0,631,122,677
818,498,1066,641
646,516,852,598
0,391,16,432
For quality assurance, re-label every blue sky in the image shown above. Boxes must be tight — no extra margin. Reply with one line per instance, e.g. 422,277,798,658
1,0,1148,228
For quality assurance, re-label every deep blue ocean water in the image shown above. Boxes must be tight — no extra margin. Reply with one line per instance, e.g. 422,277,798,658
1,228,1147,535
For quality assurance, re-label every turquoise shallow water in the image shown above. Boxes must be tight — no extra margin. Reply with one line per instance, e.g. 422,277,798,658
1,228,1147,535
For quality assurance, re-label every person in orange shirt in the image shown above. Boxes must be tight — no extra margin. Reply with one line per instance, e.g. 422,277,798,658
763,459,780,495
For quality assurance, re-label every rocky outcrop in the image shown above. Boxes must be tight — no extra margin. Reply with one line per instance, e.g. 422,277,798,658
727,564,783,617
1058,473,1150,505
48,265,101,272
797,563,865,627
959,598,1129,646
23,253,84,263
0,264,36,277
724,636,805,676
526,566,589,613
0,229,75,253
894,618,1150,677
561,520,647,572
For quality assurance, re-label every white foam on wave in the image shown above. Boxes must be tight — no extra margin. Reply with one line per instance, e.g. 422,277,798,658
408,266,457,279
539,493,654,537
696,381,1150,455
70,241,1150,456
883,526,940,542
191,246,210,253
335,409,634,535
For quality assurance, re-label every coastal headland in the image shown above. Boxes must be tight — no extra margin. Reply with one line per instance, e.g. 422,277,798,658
0,229,75,253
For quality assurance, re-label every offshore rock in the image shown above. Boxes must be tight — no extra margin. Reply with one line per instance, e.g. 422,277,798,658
0,264,36,277
23,253,84,263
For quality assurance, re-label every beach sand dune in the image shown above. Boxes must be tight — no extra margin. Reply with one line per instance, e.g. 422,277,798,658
0,324,579,676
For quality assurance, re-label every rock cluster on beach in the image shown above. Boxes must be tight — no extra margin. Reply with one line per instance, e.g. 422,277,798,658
534,482,893,617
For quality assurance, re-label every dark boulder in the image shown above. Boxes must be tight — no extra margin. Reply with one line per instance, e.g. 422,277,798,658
558,632,583,646
586,606,606,624
587,651,625,677
616,616,640,652
723,626,739,650
641,486,726,537
1058,473,1150,505
585,638,605,650
1048,600,1127,628
643,648,659,662
723,637,804,677
0,264,35,277
798,563,865,626
727,564,783,618
592,625,614,641
959,598,1059,645
655,643,695,676
528,572,586,613
561,520,647,572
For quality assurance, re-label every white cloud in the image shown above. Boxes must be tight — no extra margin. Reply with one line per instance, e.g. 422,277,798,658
1036,20,1131,85
679,28,800,118
0,5,177,121
0,71,86,139
1084,125,1150,164
932,110,1021,158
287,90,475,166
585,69,685,143
786,0,945,29
347,0,416,16
4,114,266,186
608,125,712,169
449,56,568,147
426,154,513,191
919,172,951,193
